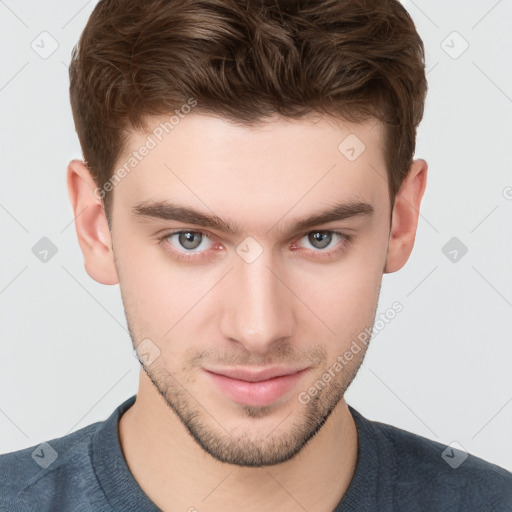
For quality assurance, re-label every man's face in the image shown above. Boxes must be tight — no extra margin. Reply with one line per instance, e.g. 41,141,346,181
110,113,391,466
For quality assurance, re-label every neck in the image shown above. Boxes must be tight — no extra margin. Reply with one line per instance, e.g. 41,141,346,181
119,370,358,512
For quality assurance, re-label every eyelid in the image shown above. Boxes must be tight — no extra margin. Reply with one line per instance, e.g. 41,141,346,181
161,229,217,252
158,229,219,263
291,230,351,255
158,228,352,262
158,228,347,246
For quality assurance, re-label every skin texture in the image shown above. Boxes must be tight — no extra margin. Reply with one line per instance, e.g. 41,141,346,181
67,112,427,512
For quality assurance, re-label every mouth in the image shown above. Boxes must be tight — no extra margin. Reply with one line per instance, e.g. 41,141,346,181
203,366,310,407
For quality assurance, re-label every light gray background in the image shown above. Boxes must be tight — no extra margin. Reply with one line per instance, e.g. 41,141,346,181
1,0,511,472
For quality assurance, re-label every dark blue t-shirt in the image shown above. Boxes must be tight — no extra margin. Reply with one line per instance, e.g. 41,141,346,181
1,394,511,511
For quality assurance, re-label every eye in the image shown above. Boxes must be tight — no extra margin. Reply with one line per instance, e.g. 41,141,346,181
292,230,352,258
158,229,219,262
166,230,213,252
305,231,337,250
158,228,352,263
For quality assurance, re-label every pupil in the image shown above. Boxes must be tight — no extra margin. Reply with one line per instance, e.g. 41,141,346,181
309,231,331,249
180,231,201,249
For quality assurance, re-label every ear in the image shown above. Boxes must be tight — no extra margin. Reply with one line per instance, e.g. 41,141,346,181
66,159,119,285
384,159,428,274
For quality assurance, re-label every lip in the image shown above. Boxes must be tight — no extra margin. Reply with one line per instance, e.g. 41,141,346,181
204,366,309,407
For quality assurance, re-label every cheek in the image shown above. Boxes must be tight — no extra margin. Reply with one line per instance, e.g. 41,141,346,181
294,267,380,336
115,239,174,327
116,240,219,335
288,236,386,346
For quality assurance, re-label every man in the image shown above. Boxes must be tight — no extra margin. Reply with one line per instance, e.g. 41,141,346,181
1,0,511,510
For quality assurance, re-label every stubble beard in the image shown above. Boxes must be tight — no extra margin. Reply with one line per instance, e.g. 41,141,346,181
135,340,369,467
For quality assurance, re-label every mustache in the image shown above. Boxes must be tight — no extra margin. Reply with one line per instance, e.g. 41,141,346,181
187,345,327,368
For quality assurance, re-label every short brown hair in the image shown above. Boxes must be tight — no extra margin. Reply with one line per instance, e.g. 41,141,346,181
69,0,427,224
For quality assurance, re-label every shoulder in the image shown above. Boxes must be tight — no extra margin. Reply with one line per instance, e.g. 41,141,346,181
372,416,512,510
0,421,106,511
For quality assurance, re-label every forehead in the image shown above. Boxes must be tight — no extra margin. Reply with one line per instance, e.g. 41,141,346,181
128,111,385,161
113,112,388,225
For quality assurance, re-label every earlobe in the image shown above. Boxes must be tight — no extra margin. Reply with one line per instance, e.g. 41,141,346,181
384,159,428,274
66,159,119,285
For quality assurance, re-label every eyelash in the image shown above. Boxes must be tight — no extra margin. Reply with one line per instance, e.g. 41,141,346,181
157,229,353,263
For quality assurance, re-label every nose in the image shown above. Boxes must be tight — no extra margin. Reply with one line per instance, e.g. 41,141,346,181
219,246,296,355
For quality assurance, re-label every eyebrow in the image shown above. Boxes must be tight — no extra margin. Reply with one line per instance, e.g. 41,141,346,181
131,198,374,236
